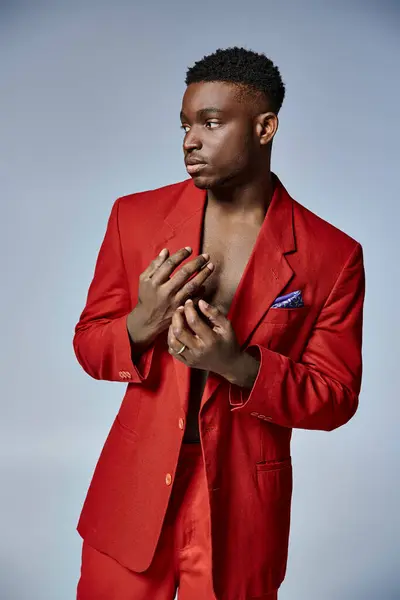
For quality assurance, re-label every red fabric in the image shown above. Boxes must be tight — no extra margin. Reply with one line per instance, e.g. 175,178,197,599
77,443,279,599
73,175,365,599
228,242,364,430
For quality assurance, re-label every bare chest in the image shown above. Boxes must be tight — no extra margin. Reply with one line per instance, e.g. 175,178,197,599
199,208,261,316
183,206,262,442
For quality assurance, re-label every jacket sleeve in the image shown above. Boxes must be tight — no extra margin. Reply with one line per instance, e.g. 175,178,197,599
73,197,155,383
229,243,365,431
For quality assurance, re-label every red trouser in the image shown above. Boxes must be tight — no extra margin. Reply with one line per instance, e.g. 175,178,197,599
77,442,278,600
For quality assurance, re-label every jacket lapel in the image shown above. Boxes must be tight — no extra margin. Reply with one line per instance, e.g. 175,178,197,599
151,180,206,413
152,175,296,412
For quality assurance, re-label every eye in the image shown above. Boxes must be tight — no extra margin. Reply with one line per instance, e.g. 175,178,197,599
180,125,189,133
205,121,219,129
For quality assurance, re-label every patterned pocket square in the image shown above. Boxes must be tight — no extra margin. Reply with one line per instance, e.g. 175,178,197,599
271,290,304,309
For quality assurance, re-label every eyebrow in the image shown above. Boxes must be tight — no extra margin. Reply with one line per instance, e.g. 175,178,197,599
180,107,225,121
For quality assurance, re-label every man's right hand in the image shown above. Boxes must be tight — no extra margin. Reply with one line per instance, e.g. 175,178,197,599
127,247,214,347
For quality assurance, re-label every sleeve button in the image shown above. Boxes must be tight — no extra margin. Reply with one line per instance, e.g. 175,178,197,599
119,371,131,379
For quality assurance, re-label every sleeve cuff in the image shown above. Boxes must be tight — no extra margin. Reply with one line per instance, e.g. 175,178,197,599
228,383,249,406
112,314,156,384
228,345,262,409
228,344,279,415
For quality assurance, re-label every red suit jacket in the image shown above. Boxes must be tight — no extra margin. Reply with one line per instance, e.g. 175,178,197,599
73,176,365,599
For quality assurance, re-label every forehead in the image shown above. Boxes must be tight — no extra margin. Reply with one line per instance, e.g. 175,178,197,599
181,81,250,117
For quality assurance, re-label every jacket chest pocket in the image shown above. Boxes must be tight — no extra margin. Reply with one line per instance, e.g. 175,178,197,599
253,307,308,352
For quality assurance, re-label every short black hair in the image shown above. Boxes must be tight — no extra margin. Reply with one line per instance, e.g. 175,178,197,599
185,46,285,114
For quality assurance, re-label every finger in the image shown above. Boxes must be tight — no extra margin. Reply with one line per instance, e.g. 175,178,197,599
140,248,170,280
190,284,207,302
168,325,188,358
163,253,211,297
171,307,197,350
151,247,193,286
183,299,214,342
198,299,228,332
168,325,181,352
167,307,184,349
174,260,214,305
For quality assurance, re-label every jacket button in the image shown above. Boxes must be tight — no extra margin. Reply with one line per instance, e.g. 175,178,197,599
118,371,125,378
250,412,259,417
258,414,266,419
165,473,172,485
178,418,185,430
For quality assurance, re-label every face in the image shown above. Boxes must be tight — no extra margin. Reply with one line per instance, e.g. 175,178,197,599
180,81,277,189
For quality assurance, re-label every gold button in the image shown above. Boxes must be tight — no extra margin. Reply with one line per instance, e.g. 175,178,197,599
165,473,172,485
178,418,184,429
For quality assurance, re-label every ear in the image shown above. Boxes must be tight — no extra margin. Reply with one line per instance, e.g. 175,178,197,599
256,112,278,146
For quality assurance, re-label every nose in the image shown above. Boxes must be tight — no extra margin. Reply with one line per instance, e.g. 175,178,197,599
183,128,202,152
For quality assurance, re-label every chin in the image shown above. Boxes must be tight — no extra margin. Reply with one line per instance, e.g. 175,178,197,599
191,172,231,190
190,174,214,190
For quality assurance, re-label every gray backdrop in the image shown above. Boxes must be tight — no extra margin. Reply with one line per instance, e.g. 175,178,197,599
1,1,399,599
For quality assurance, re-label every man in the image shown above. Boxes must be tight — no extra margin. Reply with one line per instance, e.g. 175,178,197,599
74,47,365,600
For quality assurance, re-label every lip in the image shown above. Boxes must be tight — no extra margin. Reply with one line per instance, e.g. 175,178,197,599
186,163,206,174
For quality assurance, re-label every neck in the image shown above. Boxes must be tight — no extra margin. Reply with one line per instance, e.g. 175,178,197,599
207,169,275,225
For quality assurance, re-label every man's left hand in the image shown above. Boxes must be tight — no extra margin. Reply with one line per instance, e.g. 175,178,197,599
167,298,242,378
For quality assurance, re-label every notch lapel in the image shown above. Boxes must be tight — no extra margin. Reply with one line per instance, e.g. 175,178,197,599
151,180,206,413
